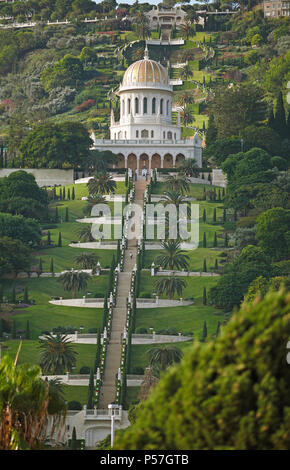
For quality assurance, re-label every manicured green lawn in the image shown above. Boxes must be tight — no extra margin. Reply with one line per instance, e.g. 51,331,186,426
125,387,140,407
130,341,193,372
143,247,222,271
1,340,97,372
0,276,107,339
64,385,88,406
32,198,117,272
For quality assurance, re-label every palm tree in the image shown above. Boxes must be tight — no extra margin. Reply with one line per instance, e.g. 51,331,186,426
180,64,193,80
59,270,90,298
177,92,195,108
178,158,199,177
155,276,187,300
134,11,150,40
180,20,195,40
180,107,194,127
86,149,118,174
83,194,107,216
147,345,183,372
74,252,100,273
0,355,66,450
161,191,190,238
155,239,189,271
164,174,190,194
39,333,78,375
87,172,116,195
76,223,94,242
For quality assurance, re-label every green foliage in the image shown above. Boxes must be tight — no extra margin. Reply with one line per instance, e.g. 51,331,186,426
19,122,93,169
256,208,290,261
115,290,290,450
0,212,41,247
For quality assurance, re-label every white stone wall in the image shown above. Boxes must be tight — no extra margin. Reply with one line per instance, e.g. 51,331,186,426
0,168,74,187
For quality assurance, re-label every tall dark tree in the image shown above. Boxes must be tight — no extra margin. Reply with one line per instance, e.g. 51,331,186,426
273,91,287,138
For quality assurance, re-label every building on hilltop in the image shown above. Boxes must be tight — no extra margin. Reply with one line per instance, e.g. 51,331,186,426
91,47,202,174
145,5,187,30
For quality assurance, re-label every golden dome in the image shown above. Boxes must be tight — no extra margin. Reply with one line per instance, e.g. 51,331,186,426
122,47,169,88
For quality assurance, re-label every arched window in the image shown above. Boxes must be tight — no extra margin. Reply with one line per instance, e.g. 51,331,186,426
160,99,164,115
135,97,139,114
118,131,122,139
166,100,169,116
128,99,131,115
141,129,149,138
143,97,147,114
167,131,172,139
152,97,156,114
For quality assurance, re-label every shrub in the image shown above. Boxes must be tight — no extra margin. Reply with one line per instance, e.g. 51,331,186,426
135,327,148,334
139,292,152,298
88,328,98,334
79,366,90,374
68,401,82,411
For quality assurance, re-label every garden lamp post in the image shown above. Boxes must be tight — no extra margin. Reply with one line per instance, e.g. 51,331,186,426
108,403,119,447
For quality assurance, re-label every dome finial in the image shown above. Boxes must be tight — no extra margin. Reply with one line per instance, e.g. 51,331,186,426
144,44,149,60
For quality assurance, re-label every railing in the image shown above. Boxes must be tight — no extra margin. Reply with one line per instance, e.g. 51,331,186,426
84,405,122,420
93,138,197,145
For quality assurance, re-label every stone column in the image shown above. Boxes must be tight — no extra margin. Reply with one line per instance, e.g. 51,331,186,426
149,155,152,172
125,155,128,169
137,154,140,173
173,155,176,167
161,155,164,169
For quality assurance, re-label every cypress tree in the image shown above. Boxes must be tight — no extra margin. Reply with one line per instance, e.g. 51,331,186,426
87,368,94,409
208,173,211,182
59,188,62,200
58,232,62,247
125,169,128,187
70,427,77,450
274,91,287,138
206,114,218,146
287,111,290,137
213,207,216,223
55,207,59,223
222,187,225,199
50,257,54,275
214,258,218,271
203,232,207,248
25,320,30,340
203,259,207,272
223,208,226,223
218,189,221,201
202,208,206,223
65,207,69,222
95,328,101,372
0,318,3,338
225,232,228,248
117,240,121,265
203,287,207,305
202,321,207,342
72,186,75,200
67,188,71,200
213,231,217,247
216,321,221,338
62,187,66,200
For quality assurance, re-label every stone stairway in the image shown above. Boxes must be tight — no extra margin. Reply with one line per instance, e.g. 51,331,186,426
98,180,146,408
